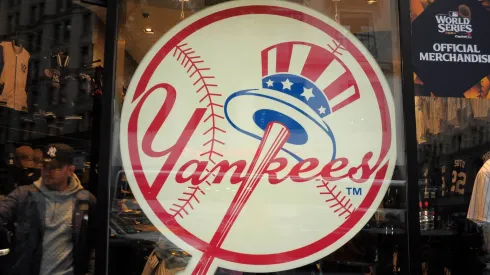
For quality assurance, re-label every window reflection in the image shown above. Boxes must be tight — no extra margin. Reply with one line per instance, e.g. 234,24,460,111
0,0,106,274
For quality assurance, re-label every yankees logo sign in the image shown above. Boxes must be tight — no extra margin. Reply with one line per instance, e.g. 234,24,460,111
120,1,396,274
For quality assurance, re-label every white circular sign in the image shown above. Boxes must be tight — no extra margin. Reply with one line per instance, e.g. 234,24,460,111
120,1,397,274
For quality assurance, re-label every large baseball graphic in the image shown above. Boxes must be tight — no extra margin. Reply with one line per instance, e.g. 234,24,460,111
120,1,397,274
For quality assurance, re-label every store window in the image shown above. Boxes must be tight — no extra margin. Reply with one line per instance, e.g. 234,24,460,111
411,0,490,273
0,0,106,274
30,5,37,25
109,1,413,275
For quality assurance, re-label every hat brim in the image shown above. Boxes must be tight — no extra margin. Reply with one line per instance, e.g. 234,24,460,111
224,88,336,162
40,158,71,167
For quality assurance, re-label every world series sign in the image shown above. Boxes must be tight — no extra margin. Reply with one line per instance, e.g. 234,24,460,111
412,0,490,97
120,1,396,274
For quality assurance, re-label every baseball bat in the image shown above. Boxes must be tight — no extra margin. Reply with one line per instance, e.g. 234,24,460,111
191,121,291,275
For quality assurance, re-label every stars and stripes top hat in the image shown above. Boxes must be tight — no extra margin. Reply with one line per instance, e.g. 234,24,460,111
261,41,359,115
225,41,360,162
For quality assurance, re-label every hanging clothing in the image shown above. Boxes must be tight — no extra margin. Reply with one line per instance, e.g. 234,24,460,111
0,41,30,111
44,52,70,106
447,97,460,127
415,96,430,143
46,52,70,88
428,97,446,135
468,159,490,223
78,73,92,101
92,66,103,96
470,98,490,121
459,98,473,129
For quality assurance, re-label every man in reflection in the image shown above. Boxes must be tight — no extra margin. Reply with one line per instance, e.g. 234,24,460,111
0,144,96,275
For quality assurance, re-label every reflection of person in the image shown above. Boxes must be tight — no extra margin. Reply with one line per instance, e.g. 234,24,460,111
15,146,34,169
4,146,36,197
0,144,96,275
468,159,490,254
33,148,44,169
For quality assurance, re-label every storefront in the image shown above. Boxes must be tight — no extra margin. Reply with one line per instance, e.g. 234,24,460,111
0,0,489,274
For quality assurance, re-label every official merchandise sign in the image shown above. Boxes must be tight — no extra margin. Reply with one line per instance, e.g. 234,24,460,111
120,1,396,274
412,0,490,97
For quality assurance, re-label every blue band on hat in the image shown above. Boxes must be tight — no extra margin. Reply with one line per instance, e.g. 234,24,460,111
253,109,308,145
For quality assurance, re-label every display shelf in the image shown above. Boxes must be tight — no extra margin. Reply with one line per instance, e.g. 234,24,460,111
432,196,470,207
421,229,458,237
363,227,406,235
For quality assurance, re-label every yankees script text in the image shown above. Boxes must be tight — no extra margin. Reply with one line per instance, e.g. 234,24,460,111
137,83,377,186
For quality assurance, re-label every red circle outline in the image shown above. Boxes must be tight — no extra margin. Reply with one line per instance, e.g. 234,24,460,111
126,5,392,265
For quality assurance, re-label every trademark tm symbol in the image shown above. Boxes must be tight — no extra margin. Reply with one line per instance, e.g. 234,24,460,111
346,187,362,196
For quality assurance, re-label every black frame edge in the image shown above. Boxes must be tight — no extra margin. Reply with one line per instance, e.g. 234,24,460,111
95,0,120,274
81,0,108,8
397,0,422,274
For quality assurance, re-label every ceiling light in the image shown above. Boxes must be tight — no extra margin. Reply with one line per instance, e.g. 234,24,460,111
367,0,377,4
65,115,82,120
144,28,154,34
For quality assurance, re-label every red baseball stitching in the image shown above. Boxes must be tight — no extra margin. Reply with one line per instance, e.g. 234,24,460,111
170,186,206,219
316,179,356,219
327,40,346,56
171,43,224,219
173,43,225,165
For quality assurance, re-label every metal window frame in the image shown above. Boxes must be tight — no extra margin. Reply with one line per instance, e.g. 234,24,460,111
95,0,120,274
95,0,422,273
397,0,422,273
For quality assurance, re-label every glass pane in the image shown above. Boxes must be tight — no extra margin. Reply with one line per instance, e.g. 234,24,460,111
411,0,490,273
414,74,490,271
112,1,409,274
414,99,490,274
0,1,106,274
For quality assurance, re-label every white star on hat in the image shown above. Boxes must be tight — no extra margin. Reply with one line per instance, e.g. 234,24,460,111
318,106,327,115
281,79,293,90
266,79,274,87
301,87,315,101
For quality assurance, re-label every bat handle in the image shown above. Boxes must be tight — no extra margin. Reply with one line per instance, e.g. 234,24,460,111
190,122,291,275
